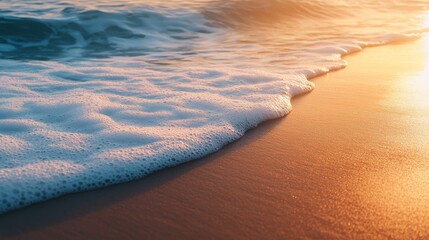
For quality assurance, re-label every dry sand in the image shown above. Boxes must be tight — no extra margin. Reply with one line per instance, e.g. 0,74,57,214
1,38,429,239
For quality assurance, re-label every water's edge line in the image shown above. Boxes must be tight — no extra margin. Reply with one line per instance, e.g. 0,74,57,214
0,34,423,215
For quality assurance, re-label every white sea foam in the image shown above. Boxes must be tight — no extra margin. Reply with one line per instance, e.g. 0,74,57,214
0,59,316,212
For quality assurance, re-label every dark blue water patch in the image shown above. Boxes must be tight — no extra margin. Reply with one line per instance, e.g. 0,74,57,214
0,16,53,42
0,8,214,60
0,15,146,60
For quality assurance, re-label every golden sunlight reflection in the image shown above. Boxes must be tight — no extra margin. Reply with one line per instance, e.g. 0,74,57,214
424,11,429,30
357,37,429,233
405,34,429,92
404,35,429,108
385,35,429,112
384,35,429,149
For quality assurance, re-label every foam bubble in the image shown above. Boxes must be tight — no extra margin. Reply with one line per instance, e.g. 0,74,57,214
0,59,315,213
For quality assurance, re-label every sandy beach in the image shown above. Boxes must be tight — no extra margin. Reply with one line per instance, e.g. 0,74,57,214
1,38,429,239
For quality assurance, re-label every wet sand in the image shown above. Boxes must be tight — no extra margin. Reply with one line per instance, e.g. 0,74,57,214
1,38,429,239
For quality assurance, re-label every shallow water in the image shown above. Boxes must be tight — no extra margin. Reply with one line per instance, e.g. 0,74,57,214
0,0,428,213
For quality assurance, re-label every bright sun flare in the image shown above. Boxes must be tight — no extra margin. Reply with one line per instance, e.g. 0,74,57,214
423,34,429,88
424,11,429,29
422,11,429,87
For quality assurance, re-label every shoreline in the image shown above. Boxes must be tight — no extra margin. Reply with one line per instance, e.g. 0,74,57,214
1,38,429,239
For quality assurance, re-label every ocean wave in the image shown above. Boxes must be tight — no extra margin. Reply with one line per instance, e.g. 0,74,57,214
0,8,215,60
0,60,314,213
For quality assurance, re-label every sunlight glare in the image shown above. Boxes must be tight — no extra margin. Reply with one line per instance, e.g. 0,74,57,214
423,11,429,30
420,35,429,90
